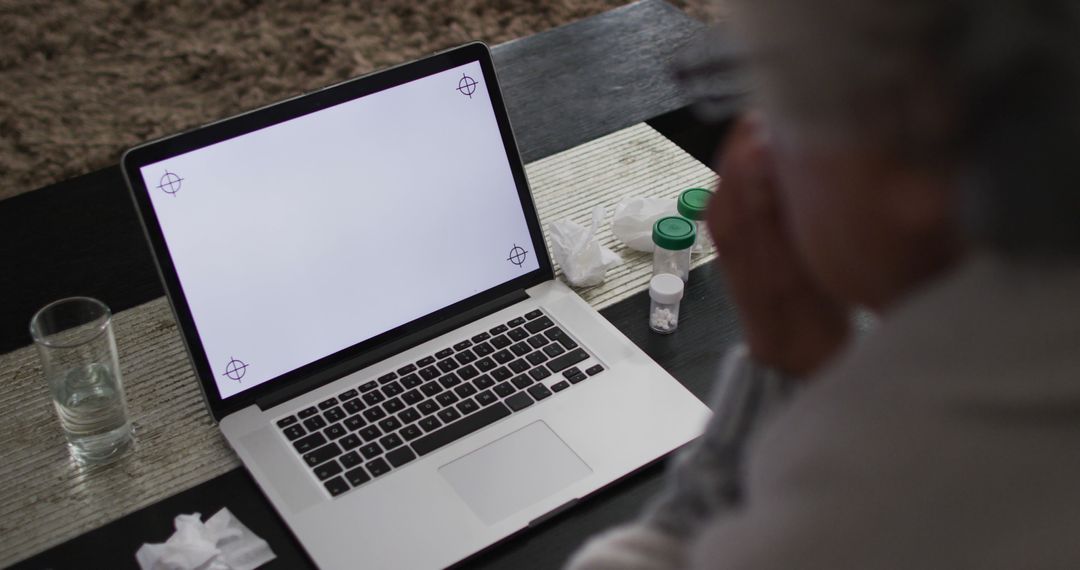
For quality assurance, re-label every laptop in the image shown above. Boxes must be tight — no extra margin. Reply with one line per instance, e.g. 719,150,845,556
121,42,710,569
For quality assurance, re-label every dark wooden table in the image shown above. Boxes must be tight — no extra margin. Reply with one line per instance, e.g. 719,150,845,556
5,2,741,567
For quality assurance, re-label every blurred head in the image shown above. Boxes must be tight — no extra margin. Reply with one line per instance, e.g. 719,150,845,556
723,0,1080,310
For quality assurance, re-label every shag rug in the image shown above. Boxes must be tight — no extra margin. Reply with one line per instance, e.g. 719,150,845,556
0,0,711,201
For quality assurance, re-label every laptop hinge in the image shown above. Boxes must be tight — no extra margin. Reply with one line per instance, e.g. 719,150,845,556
256,288,530,411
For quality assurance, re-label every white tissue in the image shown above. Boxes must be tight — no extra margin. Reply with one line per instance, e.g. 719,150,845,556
136,508,276,570
611,197,677,252
548,205,621,287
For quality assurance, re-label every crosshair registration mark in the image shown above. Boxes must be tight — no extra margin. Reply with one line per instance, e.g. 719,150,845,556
223,357,248,382
157,170,183,196
457,73,478,99
508,244,528,267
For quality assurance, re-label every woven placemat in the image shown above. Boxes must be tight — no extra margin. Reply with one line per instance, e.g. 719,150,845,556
0,122,717,566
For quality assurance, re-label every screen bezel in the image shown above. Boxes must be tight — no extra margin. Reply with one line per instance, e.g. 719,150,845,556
121,43,554,420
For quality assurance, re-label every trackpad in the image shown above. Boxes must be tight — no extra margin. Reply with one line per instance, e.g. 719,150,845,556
439,421,592,525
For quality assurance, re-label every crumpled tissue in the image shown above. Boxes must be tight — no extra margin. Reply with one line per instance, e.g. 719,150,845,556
611,197,677,252
548,205,621,287
135,508,276,570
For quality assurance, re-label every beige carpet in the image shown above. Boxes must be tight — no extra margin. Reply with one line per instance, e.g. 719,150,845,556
0,0,713,201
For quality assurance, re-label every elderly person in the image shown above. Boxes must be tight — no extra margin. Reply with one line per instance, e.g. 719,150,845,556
568,0,1080,568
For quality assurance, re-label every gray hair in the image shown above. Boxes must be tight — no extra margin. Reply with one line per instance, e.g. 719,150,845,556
725,0,1080,255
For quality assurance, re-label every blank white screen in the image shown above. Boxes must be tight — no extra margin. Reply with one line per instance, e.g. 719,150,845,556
140,61,540,399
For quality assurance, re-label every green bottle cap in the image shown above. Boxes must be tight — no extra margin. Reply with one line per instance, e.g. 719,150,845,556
652,216,696,250
677,188,713,221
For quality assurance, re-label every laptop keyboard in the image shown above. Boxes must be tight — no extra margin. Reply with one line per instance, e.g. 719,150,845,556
274,309,606,498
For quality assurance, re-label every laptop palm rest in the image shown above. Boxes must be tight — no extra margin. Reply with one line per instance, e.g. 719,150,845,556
439,421,591,525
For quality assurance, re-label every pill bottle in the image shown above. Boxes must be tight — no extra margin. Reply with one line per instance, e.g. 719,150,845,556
652,216,696,282
678,188,714,254
649,273,684,334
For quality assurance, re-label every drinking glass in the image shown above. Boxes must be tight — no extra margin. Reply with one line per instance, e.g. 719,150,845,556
30,297,134,464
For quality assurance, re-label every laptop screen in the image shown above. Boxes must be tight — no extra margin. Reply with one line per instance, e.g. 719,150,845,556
137,60,541,400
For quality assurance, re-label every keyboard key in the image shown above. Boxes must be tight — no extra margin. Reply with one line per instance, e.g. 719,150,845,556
527,335,550,349
359,442,383,459
401,373,423,388
437,358,459,373
324,476,349,496
396,363,417,376
569,372,588,384
383,397,404,414
277,416,298,428
298,406,318,419
508,359,530,374
473,342,494,356
315,459,343,480
526,351,549,366
401,424,423,441
324,407,345,423
379,433,404,450
456,398,479,415
436,392,459,407
524,316,554,334
382,381,404,397
282,424,305,440
345,466,370,487
378,372,397,384
472,374,495,390
398,408,420,424
420,380,443,397
340,434,362,450
457,364,479,380
527,384,553,401
510,342,531,356
471,332,491,343
318,397,338,410
507,317,526,328
437,407,461,423
546,327,579,349
543,344,566,358
508,328,528,342
492,349,514,364
489,324,508,335
294,432,326,453
359,426,382,442
512,375,533,389
453,340,473,351
344,415,366,431
387,446,417,467
419,416,442,432
475,357,496,372
438,373,461,389
475,389,497,406
418,400,439,416
362,391,385,406
303,415,327,431
493,383,515,398
419,366,440,380
416,356,436,367
366,458,391,478
362,407,386,422
529,366,551,381
455,383,478,398
412,402,511,456
563,367,582,379
338,388,358,401
435,348,454,359
340,450,362,468
491,366,512,381
455,351,477,365
378,417,402,432
505,392,534,411
525,309,544,320
402,389,423,405
358,380,378,393
490,335,511,349
586,364,605,376
547,348,589,373
551,380,570,392
324,423,347,440
304,442,342,467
